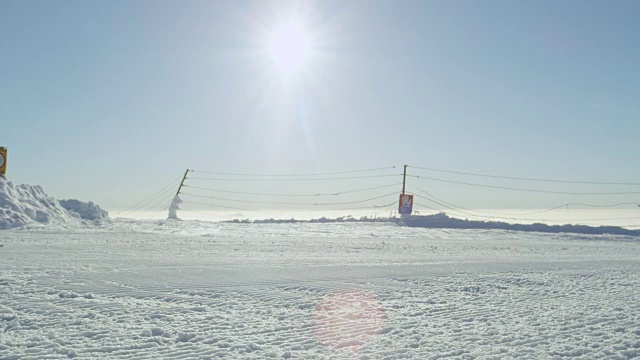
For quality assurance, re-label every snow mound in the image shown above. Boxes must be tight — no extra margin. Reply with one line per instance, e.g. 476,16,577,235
59,199,108,221
0,177,108,229
167,195,182,220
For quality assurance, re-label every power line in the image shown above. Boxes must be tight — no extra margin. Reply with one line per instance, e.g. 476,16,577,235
179,208,234,219
415,187,640,216
288,200,398,211
117,177,182,217
182,200,255,212
409,175,640,195
182,200,397,214
190,166,397,177
313,193,396,206
409,165,640,186
172,165,640,225
415,188,554,216
180,192,398,206
182,183,402,197
148,203,172,220
413,193,640,223
413,193,487,219
135,191,176,219
189,174,403,182
119,177,181,213
412,202,444,213
181,193,309,206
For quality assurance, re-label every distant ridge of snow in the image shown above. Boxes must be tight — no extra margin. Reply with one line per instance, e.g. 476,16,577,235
0,177,108,229
404,212,640,236
225,213,640,237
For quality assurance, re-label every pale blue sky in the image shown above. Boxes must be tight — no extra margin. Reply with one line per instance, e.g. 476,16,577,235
1,0,639,212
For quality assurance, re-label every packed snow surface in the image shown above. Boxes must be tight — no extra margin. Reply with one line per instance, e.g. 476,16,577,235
0,177,108,229
1,220,639,359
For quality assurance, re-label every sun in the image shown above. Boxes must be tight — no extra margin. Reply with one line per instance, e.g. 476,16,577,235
266,20,312,74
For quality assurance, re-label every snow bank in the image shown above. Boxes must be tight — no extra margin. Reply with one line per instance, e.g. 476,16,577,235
0,177,108,229
59,199,108,221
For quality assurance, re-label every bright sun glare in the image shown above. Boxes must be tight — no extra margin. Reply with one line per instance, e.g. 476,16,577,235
266,20,311,73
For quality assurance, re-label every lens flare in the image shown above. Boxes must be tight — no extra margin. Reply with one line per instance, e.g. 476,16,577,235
266,20,311,73
314,290,386,353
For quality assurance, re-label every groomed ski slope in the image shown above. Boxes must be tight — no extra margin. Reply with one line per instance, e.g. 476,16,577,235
1,220,639,359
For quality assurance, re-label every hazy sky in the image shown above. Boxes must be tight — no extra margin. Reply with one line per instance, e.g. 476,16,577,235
2,0,639,213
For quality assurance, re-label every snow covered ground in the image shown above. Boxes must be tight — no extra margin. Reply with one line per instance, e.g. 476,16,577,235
1,220,639,359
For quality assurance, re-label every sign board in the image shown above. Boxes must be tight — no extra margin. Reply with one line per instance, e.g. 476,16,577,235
398,194,413,215
0,147,6,176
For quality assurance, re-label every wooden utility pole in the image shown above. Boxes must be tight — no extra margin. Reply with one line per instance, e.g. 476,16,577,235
402,165,407,194
175,169,190,197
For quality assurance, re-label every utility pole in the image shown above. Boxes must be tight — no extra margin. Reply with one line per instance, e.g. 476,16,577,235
175,169,190,197
402,164,407,194
168,169,190,220
399,165,411,224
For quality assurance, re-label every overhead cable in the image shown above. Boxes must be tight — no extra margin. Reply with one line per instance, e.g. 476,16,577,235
179,208,230,219
413,193,487,219
182,183,402,197
191,166,397,177
180,192,398,206
182,200,254,212
189,174,403,182
411,202,443,212
182,200,397,213
409,165,640,186
413,193,640,222
409,175,640,195
415,187,640,216
118,176,183,217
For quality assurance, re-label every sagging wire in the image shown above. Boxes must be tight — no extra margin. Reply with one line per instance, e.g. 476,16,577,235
409,175,640,195
189,174,403,182
181,183,402,197
180,192,398,207
190,166,397,177
409,165,640,186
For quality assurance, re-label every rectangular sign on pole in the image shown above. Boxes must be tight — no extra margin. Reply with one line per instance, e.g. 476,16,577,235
398,194,413,215
0,146,6,176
